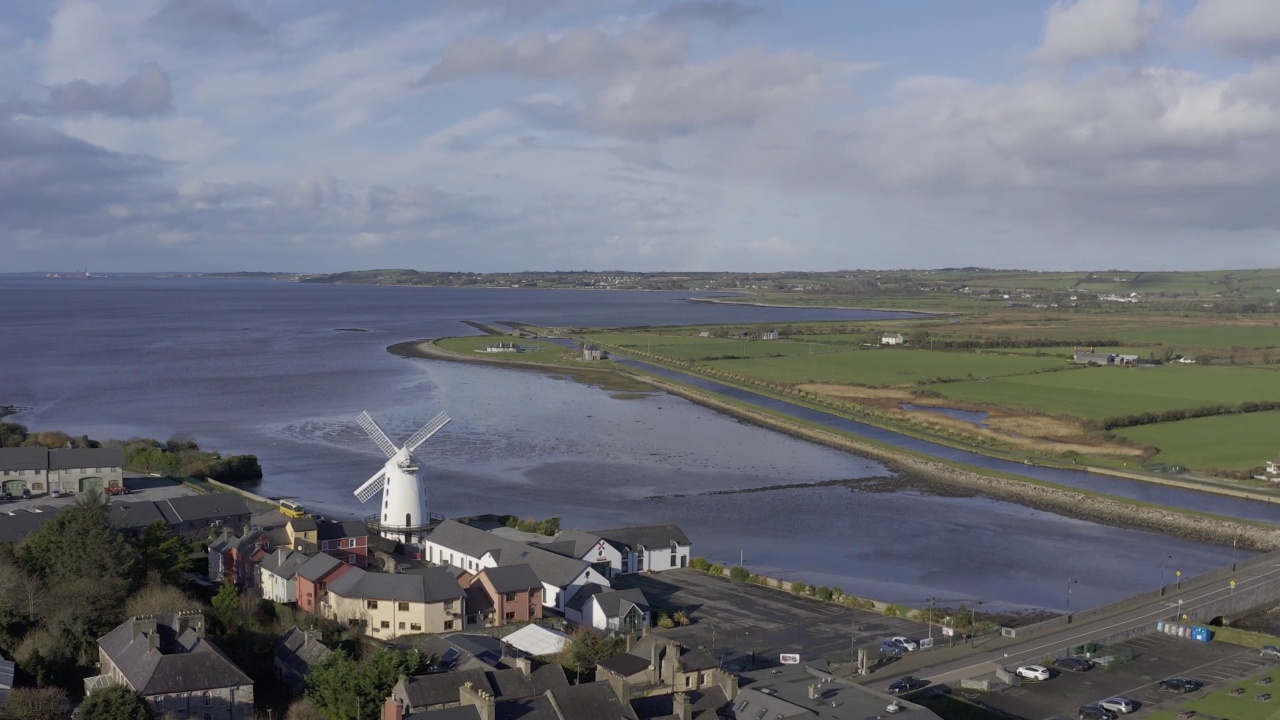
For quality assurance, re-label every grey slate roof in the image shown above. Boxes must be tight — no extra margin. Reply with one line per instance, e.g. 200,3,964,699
110,500,167,530
48,447,123,470
260,548,308,579
400,665,567,708
540,529,607,559
0,510,56,543
482,564,542,593
597,653,651,678
288,517,318,533
428,521,594,589
0,448,50,471
318,519,367,541
727,664,942,720
630,688,729,720
407,706,479,720
275,627,333,681
296,552,344,582
590,524,691,551
327,567,464,604
97,613,252,696
565,583,604,613
158,492,250,523
592,588,649,619
546,681,638,720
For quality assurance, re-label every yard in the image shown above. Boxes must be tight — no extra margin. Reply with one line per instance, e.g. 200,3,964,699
1146,669,1280,720
1117,411,1280,472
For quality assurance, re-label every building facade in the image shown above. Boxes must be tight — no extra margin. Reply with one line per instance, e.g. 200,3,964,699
323,567,465,639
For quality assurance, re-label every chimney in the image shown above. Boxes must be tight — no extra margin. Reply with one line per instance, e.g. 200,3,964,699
381,697,404,720
132,615,158,639
514,656,531,676
673,692,693,720
277,547,288,564
459,682,496,720
808,684,820,700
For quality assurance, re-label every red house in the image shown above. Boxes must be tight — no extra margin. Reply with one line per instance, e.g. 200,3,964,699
318,520,370,569
295,553,352,615
207,528,272,587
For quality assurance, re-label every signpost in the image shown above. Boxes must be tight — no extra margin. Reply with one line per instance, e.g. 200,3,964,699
942,626,955,637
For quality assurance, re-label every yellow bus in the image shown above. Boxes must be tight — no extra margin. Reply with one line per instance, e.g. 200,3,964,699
279,499,306,519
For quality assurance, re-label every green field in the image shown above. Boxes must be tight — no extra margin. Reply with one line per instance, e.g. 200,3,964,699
938,364,1280,419
697,349,1064,387
1121,325,1280,349
435,335,569,362
1147,668,1280,720
1118,411,1280,471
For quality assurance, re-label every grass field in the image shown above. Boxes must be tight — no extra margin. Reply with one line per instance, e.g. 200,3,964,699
1121,325,1280,349
434,335,570,362
697,348,1064,387
937,364,1280,420
1117,411,1280,471
1146,668,1280,720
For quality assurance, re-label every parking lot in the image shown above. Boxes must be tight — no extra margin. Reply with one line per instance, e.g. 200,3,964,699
973,633,1277,720
612,569,935,670
0,473,198,514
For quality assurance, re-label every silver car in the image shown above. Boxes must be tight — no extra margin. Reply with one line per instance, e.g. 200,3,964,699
1099,698,1136,714
1261,645,1280,660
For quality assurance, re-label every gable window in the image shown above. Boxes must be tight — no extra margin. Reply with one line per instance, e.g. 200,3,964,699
366,600,378,609
398,602,409,611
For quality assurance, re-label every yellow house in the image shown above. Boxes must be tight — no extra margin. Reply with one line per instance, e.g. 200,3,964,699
286,517,319,551
323,567,464,640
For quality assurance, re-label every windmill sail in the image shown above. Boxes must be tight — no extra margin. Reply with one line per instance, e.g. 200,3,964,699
354,470,387,503
358,411,398,459
405,412,450,454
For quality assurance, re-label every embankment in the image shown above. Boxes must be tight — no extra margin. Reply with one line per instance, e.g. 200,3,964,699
390,339,1280,550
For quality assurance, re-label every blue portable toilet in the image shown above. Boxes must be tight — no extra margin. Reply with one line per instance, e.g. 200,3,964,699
1191,626,1213,642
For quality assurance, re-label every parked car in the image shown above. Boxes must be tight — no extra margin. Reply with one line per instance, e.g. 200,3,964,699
891,636,919,652
1015,665,1051,681
49,490,62,498
888,676,929,694
1159,677,1203,693
880,640,904,655
1098,698,1136,714
1079,704,1118,720
1055,657,1094,672
1261,645,1280,660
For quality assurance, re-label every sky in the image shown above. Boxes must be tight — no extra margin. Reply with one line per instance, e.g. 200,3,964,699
3,0,1280,273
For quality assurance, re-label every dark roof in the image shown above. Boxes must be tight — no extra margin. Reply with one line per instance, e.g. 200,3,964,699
0,510,56,543
260,548,309,579
110,500,167,530
630,688,729,720
97,613,252,695
465,585,493,614
592,588,649,619
296,552,344,581
482,564,542,593
158,492,250,524
275,627,333,679
546,681,637,720
401,668,489,707
318,519,367,541
676,648,718,672
400,666,568,708
729,664,943,720
590,524,690,551
597,653,651,678
0,659,14,689
0,448,51,471
407,706,479,720
542,529,609,559
495,695,559,720
288,517,318,533
327,567,464,604
566,583,605,613
48,447,123,470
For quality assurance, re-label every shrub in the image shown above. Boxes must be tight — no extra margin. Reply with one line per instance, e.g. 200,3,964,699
814,586,834,602
883,603,908,617
656,613,676,629
690,557,711,572
707,564,724,577
728,566,750,582
790,581,808,596
673,610,691,626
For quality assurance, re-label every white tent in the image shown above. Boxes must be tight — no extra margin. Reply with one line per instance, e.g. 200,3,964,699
503,625,571,657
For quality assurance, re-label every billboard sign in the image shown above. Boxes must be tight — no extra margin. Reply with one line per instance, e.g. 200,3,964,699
779,654,801,665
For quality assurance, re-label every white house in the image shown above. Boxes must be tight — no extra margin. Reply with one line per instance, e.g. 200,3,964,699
1266,455,1279,476
533,524,692,580
880,333,905,346
259,548,309,604
423,520,609,612
565,585,650,635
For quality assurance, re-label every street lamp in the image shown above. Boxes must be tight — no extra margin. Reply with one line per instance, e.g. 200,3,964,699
1160,554,1173,588
1067,577,1078,612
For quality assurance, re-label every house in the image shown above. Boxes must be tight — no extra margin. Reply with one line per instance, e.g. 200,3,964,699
880,333,904,346
1266,454,1280,477
590,524,692,577
295,552,354,615
565,585,650,634
1073,350,1117,365
630,689,728,720
461,564,543,629
0,447,124,495
383,679,636,720
480,342,523,353
385,662,567,715
88,612,254,720
323,566,466,639
207,528,272,587
761,329,779,341
582,344,608,361
724,662,940,720
259,548,309,603
318,519,371,568
423,520,610,612
596,637,726,698
114,492,252,541
285,517,319,550
274,626,333,693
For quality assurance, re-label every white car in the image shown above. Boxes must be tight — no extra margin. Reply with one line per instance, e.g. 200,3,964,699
1015,665,1051,681
1099,698,1136,714
891,636,918,652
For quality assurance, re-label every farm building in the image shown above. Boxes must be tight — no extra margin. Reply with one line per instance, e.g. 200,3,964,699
880,333,904,346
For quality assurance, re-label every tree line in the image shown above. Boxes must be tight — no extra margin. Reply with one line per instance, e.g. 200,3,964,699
1093,400,1280,431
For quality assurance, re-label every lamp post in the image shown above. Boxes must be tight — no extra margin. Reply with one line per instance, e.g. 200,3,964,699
1160,554,1173,589
1067,577,1078,612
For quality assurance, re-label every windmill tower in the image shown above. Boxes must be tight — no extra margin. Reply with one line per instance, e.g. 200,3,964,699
354,410,449,544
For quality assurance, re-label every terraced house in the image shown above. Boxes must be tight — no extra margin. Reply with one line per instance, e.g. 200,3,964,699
0,447,124,495
324,566,466,639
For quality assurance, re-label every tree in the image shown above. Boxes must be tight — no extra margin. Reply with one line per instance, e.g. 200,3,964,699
20,492,141,589
560,628,624,680
4,686,68,720
305,649,423,720
212,582,241,627
728,566,750,582
135,522,193,584
124,579,196,618
77,687,154,720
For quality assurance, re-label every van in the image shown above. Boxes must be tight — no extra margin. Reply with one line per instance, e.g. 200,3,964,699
279,500,306,518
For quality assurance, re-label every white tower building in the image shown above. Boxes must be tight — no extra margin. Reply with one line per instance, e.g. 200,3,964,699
354,410,449,544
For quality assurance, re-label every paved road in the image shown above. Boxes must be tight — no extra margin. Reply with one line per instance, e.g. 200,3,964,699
899,551,1280,685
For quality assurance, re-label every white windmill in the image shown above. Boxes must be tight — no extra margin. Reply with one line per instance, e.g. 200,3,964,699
354,410,450,543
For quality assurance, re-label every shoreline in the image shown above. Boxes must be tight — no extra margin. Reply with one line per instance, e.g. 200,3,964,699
389,338,1280,551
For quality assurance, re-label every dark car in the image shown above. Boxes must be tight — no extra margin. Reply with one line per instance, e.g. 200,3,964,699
888,676,929,694
1159,677,1203,693
1055,657,1094,672
1079,704,1118,720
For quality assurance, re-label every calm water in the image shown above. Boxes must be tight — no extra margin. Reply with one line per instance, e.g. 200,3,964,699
0,276,1248,610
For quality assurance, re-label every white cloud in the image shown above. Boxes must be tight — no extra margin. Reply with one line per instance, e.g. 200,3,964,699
1034,0,1160,63
1186,0,1280,55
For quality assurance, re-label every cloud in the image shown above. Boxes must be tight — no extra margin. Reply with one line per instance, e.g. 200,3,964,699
1186,0,1280,55
654,1,760,28
20,62,174,118
150,0,268,37
1034,0,1160,63
413,26,685,86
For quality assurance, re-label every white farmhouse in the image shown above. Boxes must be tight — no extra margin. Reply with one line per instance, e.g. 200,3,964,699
880,333,905,346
